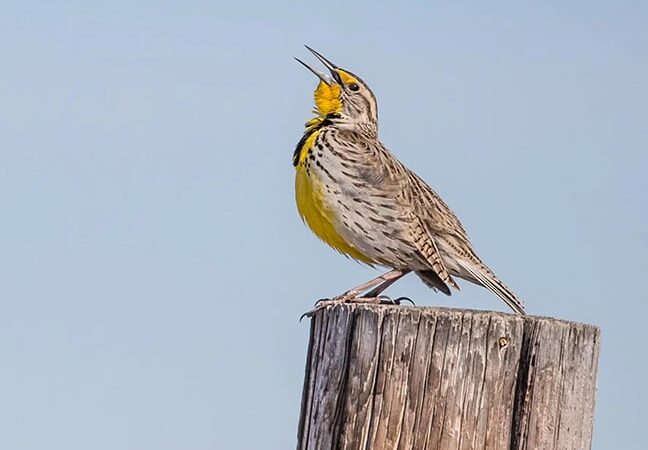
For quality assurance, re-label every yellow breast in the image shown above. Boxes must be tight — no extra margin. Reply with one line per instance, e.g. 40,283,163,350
294,131,374,264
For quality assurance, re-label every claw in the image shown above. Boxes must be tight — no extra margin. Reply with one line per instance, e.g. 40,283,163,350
395,296,415,306
313,298,329,307
300,298,344,322
375,295,414,306
300,305,323,321
377,295,397,304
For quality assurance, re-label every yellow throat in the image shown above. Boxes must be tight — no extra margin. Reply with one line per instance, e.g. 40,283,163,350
293,80,374,264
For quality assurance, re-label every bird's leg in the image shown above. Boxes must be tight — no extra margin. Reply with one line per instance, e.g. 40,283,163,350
331,268,407,302
356,271,416,306
301,269,409,320
362,270,411,298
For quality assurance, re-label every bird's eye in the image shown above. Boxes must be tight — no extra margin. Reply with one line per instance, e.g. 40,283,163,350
348,83,360,92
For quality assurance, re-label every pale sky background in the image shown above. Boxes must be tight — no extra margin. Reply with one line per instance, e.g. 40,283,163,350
1,1,646,449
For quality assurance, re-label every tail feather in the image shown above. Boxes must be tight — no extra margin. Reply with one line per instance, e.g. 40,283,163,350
456,259,526,315
416,270,452,296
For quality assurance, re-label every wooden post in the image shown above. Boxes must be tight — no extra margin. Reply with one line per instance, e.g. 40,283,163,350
297,304,600,450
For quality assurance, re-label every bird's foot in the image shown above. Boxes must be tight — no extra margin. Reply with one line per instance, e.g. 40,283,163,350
300,297,346,321
341,295,415,306
300,295,415,321
387,296,416,306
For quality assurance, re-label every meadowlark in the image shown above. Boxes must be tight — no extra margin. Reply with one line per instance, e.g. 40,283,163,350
294,46,525,315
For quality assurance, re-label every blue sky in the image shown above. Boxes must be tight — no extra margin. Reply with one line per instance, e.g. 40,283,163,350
1,1,646,449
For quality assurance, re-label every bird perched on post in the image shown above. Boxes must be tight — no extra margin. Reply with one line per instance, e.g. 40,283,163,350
293,46,525,315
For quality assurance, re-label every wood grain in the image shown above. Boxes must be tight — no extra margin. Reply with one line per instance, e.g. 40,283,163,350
297,304,600,450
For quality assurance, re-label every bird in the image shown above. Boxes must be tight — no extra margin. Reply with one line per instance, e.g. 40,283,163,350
293,46,525,315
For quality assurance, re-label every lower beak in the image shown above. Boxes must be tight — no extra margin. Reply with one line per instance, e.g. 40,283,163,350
295,57,330,85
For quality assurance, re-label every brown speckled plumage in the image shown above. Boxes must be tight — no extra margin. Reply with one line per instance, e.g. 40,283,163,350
295,47,525,314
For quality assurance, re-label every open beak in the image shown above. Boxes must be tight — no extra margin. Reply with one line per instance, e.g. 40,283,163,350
296,45,343,84
294,57,330,85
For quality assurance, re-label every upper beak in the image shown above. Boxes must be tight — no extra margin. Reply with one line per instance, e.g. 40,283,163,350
296,45,343,84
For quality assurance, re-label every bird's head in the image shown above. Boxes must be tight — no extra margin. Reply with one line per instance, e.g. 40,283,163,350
296,46,378,137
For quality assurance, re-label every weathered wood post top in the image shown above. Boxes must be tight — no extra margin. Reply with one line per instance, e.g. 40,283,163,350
297,304,600,450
